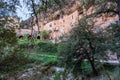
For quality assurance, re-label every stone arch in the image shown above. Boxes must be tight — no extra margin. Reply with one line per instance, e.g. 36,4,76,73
19,35,23,39
28,35,32,39
37,36,40,39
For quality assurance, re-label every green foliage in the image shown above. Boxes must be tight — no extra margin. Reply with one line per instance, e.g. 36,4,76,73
40,30,49,39
57,41,77,67
0,0,20,18
103,63,117,72
37,41,57,53
0,28,28,74
0,28,17,63
54,71,64,80
0,47,28,72
36,0,54,13
18,38,42,45
58,18,116,75
57,41,75,57
106,22,120,56
110,22,120,40
80,62,92,75
36,0,72,13
29,53,58,65
18,35,29,44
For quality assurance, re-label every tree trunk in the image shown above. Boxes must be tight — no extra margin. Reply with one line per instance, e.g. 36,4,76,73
85,51,98,76
86,38,98,75
89,58,98,76
31,0,40,38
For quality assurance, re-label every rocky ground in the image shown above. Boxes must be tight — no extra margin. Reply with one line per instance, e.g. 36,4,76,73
6,64,64,80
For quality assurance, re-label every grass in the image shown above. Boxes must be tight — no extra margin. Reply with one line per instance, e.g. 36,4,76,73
18,39,50,45
28,53,58,65
0,64,36,80
18,39,40,45
0,39,58,78
18,38,58,65
0,53,58,79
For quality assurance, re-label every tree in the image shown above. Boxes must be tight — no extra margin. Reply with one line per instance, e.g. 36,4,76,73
58,17,116,76
40,30,49,39
108,22,120,63
0,0,20,18
79,0,120,20
0,0,20,28
0,28,17,63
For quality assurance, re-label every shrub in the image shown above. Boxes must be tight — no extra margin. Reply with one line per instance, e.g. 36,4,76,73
0,28,28,72
57,18,118,76
0,28,17,63
57,41,76,67
80,61,92,75
57,41,75,57
37,41,57,53
40,30,49,39
28,53,58,65
0,47,28,72
103,63,117,71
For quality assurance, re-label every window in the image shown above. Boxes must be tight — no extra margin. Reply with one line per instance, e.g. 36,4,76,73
57,15,60,19
63,20,65,22
60,16,63,19
70,22,73,27
72,15,74,19
50,24,52,27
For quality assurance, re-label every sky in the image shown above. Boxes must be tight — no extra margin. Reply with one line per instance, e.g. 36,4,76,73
16,0,31,21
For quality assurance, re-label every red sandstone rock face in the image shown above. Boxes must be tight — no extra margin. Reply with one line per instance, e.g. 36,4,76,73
19,1,118,42
95,15,119,28
40,10,79,41
39,9,118,42
18,11,118,41
37,1,118,41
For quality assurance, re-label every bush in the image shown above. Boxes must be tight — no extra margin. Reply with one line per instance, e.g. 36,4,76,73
103,63,117,71
0,28,28,73
28,53,58,65
57,41,75,56
0,47,28,72
40,30,49,39
37,41,57,53
80,62,92,75
0,28,17,63
57,41,76,66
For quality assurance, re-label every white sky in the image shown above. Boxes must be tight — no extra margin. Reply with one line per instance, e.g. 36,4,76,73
16,0,31,21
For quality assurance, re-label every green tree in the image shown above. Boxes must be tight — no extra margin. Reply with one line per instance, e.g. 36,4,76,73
58,18,116,76
0,0,20,62
108,22,120,62
40,30,49,39
79,0,119,20
0,0,20,18
0,28,17,63
0,0,28,75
